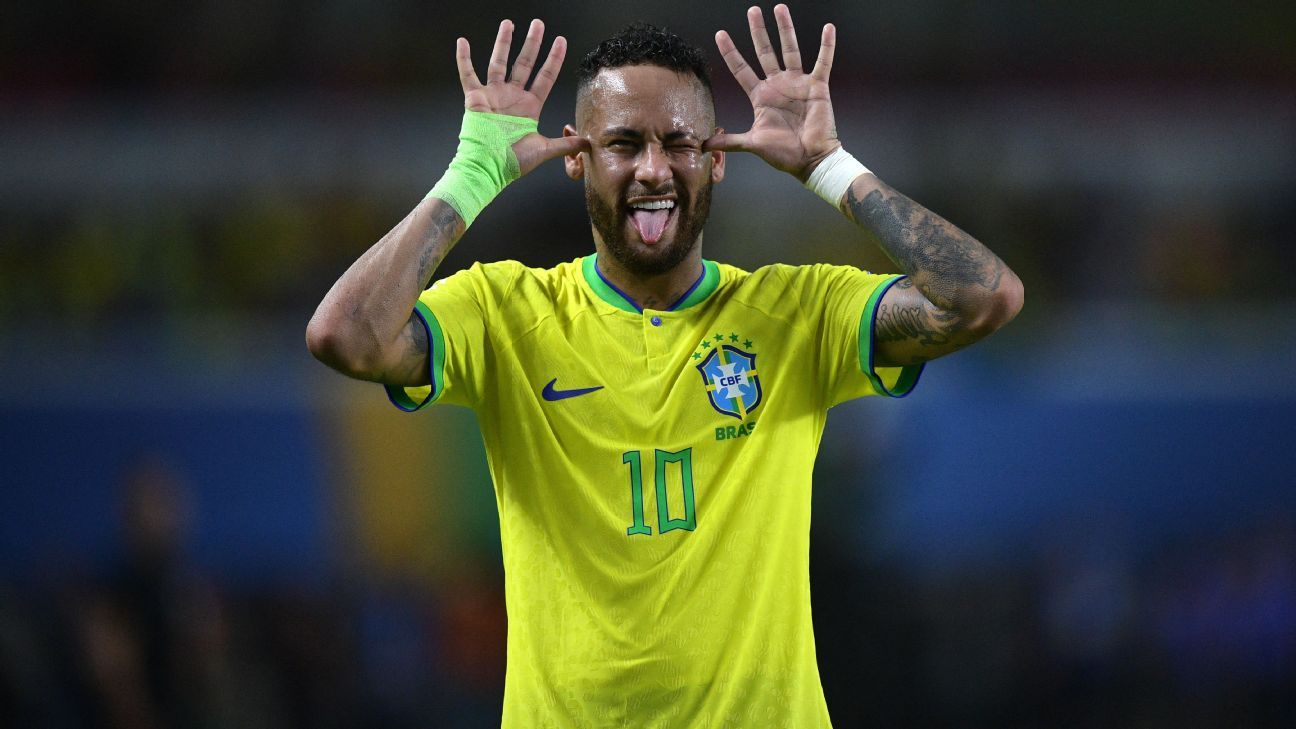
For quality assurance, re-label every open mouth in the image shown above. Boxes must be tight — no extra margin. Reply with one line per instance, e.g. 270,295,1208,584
627,199,676,245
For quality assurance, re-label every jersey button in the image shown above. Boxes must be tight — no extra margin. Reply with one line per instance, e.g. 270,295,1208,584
650,316,663,327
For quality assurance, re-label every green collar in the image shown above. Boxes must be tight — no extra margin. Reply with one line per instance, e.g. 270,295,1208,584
582,254,720,313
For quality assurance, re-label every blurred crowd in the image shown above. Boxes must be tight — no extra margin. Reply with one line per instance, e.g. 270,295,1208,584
2,460,1292,727
0,459,507,728
2,0,1293,726
2,184,1291,337
815,520,1296,728
2,1,1294,329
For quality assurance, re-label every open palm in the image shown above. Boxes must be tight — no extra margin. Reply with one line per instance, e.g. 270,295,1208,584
456,19,587,176
705,5,840,181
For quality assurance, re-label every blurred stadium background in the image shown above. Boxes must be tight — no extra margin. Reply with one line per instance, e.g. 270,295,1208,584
1,0,1293,726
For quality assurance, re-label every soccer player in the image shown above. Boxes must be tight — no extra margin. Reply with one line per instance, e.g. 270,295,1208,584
307,4,1022,725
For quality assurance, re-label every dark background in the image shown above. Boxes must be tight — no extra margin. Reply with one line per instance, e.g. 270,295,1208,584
2,0,1294,726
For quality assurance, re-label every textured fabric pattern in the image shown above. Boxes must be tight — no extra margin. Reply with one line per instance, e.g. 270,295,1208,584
386,256,923,727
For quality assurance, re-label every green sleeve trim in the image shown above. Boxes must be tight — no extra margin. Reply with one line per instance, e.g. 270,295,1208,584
858,275,924,398
582,254,640,312
671,259,720,311
384,300,447,412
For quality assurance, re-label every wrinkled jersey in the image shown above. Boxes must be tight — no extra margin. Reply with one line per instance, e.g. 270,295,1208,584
386,254,922,727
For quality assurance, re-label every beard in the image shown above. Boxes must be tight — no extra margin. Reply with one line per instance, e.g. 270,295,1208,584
585,179,713,277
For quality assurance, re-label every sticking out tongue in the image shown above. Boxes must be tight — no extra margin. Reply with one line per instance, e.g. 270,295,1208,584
631,208,671,244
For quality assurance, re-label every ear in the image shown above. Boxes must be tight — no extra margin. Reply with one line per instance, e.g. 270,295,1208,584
709,127,726,184
563,125,585,181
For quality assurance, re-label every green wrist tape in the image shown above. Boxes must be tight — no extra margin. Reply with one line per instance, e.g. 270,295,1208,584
427,110,538,228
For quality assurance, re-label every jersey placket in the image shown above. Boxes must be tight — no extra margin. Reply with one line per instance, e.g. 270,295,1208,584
642,309,673,370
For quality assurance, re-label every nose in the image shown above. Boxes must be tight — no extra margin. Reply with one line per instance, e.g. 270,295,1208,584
634,143,672,190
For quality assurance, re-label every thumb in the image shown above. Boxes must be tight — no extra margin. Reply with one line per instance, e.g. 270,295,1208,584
514,133,590,176
545,134,591,159
702,131,752,152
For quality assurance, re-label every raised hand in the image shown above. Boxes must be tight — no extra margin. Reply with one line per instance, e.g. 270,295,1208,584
456,19,588,176
705,5,839,181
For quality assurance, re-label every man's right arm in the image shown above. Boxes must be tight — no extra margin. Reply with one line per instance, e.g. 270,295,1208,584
305,18,585,386
305,197,464,386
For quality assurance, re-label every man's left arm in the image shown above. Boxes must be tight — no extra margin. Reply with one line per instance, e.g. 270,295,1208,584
707,4,1023,367
843,175,1023,366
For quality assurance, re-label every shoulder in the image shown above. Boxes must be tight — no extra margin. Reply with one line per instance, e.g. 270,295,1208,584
716,262,872,300
758,262,874,284
432,258,580,305
500,257,587,308
713,262,898,329
708,262,808,323
427,259,589,343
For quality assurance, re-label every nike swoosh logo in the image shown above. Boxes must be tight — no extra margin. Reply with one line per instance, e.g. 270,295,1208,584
542,378,604,401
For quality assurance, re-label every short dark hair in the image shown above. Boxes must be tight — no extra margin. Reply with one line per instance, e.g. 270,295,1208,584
576,22,712,95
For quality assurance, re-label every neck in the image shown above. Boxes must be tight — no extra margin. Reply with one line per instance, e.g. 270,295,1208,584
594,241,705,311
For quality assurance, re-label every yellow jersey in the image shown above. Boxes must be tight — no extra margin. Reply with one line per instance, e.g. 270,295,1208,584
386,254,922,727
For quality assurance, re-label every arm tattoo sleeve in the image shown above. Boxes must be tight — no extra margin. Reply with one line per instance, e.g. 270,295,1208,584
873,279,957,346
846,181,1006,312
389,312,431,386
416,204,464,287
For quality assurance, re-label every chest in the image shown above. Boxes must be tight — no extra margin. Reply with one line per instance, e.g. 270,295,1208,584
495,309,818,443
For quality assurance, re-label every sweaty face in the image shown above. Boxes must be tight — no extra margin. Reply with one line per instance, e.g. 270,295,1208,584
584,166,712,276
570,66,723,276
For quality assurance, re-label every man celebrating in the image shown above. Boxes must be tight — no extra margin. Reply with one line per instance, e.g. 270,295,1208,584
308,5,1022,725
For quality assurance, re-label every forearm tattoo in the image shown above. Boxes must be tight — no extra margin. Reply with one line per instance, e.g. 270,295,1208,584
354,201,462,385
846,183,1005,310
847,181,1008,352
873,279,958,346
417,204,465,287
391,313,431,385
389,204,463,384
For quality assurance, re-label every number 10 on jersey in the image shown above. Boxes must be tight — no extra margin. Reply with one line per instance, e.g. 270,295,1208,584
623,448,697,536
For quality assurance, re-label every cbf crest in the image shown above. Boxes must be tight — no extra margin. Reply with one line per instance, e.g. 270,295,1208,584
693,332,763,420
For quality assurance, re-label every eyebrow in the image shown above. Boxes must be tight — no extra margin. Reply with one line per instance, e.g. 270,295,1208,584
600,127,701,143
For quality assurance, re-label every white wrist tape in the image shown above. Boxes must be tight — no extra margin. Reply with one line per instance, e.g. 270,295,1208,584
805,147,871,208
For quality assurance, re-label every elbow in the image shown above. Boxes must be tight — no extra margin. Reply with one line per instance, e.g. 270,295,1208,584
305,312,347,371
306,310,380,380
997,271,1025,327
965,272,1025,339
